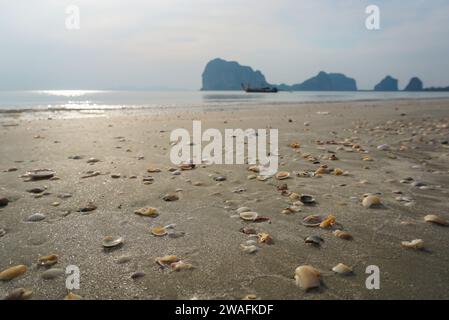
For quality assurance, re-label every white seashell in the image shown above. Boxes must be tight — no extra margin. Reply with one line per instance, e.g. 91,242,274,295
41,268,64,280
424,214,448,226
26,213,46,222
102,236,124,248
362,195,381,208
240,244,258,254
332,263,353,275
239,211,258,221
294,265,321,290
401,239,424,249
236,207,252,214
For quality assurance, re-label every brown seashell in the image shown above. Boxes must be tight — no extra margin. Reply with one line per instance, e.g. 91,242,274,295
362,195,381,208
170,260,193,271
102,236,123,248
275,171,290,180
3,288,33,300
289,142,300,149
239,211,259,221
333,229,353,240
156,255,179,266
147,167,161,173
315,167,328,175
258,232,274,244
248,165,260,173
242,294,257,300
333,168,344,176
151,226,168,236
319,214,336,228
401,239,424,249
64,292,82,300
302,215,325,227
134,207,158,217
294,265,321,290
424,214,448,226
37,254,58,267
179,163,195,170
0,265,27,281
332,263,353,275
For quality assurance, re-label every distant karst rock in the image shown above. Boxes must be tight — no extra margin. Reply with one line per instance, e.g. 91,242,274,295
374,76,398,91
288,71,357,91
201,58,269,90
404,77,423,91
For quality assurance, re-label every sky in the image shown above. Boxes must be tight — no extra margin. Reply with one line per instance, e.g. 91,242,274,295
1,0,449,90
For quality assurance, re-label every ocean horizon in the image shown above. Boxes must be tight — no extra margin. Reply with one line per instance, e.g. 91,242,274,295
1,90,449,113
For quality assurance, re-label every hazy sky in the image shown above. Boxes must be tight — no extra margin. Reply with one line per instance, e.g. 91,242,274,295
1,0,449,90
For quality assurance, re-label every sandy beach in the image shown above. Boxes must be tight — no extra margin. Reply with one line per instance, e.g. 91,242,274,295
1,98,449,300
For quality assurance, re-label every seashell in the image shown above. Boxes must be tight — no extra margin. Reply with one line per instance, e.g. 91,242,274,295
168,231,185,239
147,167,161,173
275,171,290,180
102,236,124,248
333,168,344,176
22,169,55,181
3,288,33,300
239,211,259,221
294,265,321,290
240,244,258,254
329,154,338,160
333,229,353,240
256,175,270,181
424,214,448,226
0,265,27,281
362,156,373,161
332,263,353,275
134,207,158,217
170,260,193,271
64,292,82,300
236,207,251,214
304,235,323,245
37,254,58,267
26,187,46,194
86,157,100,163
162,193,179,201
131,271,146,279
258,232,273,244
319,214,336,228
116,255,132,264
156,255,179,266
315,167,328,175
240,226,257,234
0,228,6,238
248,165,260,173
377,144,390,151
362,195,381,208
41,268,64,280
151,226,168,236
300,195,316,205
289,192,300,200
0,197,9,207
78,202,97,213
289,142,300,149
401,239,424,250
242,294,257,300
281,206,301,214
26,212,46,222
179,163,195,170
213,176,227,181
302,215,325,227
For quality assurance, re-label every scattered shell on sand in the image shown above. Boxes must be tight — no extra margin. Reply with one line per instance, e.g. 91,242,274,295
300,195,316,205
179,163,195,170
401,239,424,250
134,207,158,217
289,142,300,149
424,214,448,226
319,214,336,228
213,176,227,181
240,226,257,235
156,255,179,266
151,226,168,236
131,271,146,279
22,169,55,181
281,206,301,214
102,236,124,248
64,292,82,300
304,235,324,245
258,232,274,244
0,197,9,207
0,265,27,281
275,171,290,180
333,229,353,240
78,202,97,213
240,244,258,254
333,168,344,176
242,294,257,300
3,288,33,300
362,195,382,208
248,165,260,173
332,263,353,275
41,268,64,280
236,207,251,214
239,211,259,221
315,167,329,175
163,194,179,201
37,254,58,267
26,213,46,222
147,167,161,173
294,265,321,291
171,261,193,271
86,158,100,164
302,215,325,227
116,255,132,264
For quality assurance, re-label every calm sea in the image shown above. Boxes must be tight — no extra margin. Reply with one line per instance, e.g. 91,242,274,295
1,90,449,113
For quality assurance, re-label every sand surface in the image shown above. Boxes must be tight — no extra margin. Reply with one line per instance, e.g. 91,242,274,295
1,99,449,300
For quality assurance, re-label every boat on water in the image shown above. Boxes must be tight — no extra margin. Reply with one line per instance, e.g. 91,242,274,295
241,83,278,93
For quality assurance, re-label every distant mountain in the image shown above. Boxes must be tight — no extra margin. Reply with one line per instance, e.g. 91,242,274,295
201,58,269,90
285,71,357,91
424,86,449,92
374,76,398,91
404,77,423,91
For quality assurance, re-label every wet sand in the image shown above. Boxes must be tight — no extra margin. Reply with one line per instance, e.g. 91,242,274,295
1,98,449,300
